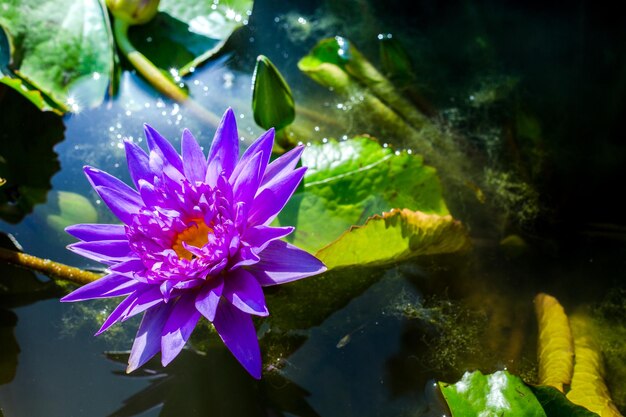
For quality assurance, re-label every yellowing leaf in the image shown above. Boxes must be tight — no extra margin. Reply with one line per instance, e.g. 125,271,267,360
534,293,574,392
567,313,623,417
316,209,470,269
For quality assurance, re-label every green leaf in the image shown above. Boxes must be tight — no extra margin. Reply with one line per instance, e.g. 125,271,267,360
129,0,254,76
277,136,450,254
0,85,64,224
0,0,114,111
252,55,295,130
316,209,469,269
439,370,547,417
44,191,98,234
530,385,600,417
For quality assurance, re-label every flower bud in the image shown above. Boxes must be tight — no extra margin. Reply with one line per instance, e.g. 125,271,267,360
106,0,160,25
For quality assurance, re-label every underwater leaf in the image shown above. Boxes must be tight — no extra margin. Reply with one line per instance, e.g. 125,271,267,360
44,191,98,234
316,209,470,269
567,313,623,417
0,85,64,224
252,55,295,130
439,370,546,417
129,0,254,76
278,136,450,254
530,385,600,417
534,293,574,392
0,0,114,111
298,37,429,130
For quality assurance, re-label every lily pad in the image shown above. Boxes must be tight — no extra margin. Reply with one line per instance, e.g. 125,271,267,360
129,0,254,76
44,191,98,234
278,136,450,254
0,0,114,111
439,370,547,417
534,293,574,392
317,209,470,269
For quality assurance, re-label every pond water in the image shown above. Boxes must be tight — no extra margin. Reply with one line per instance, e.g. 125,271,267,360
1,0,626,416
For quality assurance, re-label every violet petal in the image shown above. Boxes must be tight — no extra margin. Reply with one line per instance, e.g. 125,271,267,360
144,124,184,173
61,274,142,302
248,167,306,226
232,151,264,206
181,129,208,184
249,240,327,286
124,140,153,188
127,302,174,373
65,223,127,242
260,145,304,187
205,108,238,185
68,240,134,264
231,128,274,181
94,185,144,225
213,300,262,379
194,277,224,322
223,269,269,316
161,294,202,366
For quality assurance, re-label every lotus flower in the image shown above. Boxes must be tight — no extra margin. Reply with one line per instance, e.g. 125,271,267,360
61,108,326,378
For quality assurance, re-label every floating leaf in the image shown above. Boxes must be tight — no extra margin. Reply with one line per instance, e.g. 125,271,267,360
277,136,450,254
530,385,600,417
316,209,470,269
0,0,114,110
439,370,546,417
129,0,254,76
44,191,98,234
0,85,64,223
252,55,295,130
567,313,623,417
534,293,574,392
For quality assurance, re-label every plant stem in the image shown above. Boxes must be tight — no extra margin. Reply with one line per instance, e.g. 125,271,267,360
0,247,101,285
112,19,221,127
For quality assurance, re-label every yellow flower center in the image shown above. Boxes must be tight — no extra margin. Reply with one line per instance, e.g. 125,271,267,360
172,220,212,260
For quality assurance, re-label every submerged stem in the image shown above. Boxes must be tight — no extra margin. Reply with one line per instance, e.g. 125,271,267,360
0,247,101,285
112,19,221,127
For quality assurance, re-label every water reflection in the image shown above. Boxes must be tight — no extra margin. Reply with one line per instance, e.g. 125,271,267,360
0,233,63,385
106,349,319,417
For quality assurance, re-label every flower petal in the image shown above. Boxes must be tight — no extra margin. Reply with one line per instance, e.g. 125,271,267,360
95,286,163,335
108,259,148,280
61,273,142,302
94,185,144,225
195,276,224,322
261,145,304,187
250,240,327,286
144,124,184,173
223,269,268,316
65,223,127,242
161,294,202,366
181,129,207,184
232,151,264,206
127,302,174,373
242,225,294,253
213,300,261,379
231,128,274,182
124,140,153,188
68,240,134,264
205,108,238,186
248,167,306,226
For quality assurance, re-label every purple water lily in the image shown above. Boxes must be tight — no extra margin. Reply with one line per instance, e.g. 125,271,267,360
61,108,326,378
